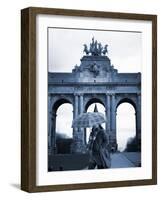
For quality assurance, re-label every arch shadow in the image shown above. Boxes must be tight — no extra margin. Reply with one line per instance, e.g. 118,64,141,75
116,97,137,112
85,97,105,112
52,98,72,113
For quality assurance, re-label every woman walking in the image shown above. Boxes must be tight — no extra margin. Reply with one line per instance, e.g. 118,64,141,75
87,124,111,169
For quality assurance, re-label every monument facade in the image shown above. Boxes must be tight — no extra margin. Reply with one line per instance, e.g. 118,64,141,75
48,38,141,154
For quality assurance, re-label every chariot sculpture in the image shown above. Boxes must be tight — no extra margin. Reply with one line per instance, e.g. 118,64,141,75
83,37,108,56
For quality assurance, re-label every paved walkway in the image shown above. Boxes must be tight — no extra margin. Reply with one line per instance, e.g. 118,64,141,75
49,152,138,171
111,153,135,168
83,153,135,169
123,152,141,166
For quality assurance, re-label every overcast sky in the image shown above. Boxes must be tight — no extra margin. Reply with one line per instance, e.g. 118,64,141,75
49,28,141,151
48,28,142,73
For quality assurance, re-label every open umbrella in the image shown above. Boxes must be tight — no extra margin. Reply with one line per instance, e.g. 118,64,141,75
72,112,106,128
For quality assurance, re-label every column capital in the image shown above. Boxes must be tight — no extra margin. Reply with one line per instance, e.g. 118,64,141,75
74,93,79,97
76,93,84,97
106,93,115,96
106,93,111,96
79,93,84,97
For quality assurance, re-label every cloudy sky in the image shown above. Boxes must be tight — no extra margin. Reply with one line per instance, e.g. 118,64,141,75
48,27,142,73
49,28,141,151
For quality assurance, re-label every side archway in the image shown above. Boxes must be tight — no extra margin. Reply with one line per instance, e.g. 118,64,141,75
116,102,136,151
116,97,137,111
49,98,73,154
116,97,138,152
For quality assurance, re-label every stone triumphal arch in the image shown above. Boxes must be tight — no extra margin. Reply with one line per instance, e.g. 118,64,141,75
48,38,141,154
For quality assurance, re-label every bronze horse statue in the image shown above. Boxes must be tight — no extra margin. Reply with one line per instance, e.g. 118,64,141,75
83,44,90,55
102,44,108,55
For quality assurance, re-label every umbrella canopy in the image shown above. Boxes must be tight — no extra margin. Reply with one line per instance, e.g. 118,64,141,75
72,112,106,128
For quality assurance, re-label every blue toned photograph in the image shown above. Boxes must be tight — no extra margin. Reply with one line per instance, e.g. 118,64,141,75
48,28,141,171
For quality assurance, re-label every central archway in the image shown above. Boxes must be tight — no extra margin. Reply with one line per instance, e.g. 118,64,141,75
85,98,106,144
85,98,105,111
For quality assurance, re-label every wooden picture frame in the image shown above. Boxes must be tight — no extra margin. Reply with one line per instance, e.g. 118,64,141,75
21,7,157,192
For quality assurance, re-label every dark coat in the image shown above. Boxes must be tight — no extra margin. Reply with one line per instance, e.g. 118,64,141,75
88,128,111,168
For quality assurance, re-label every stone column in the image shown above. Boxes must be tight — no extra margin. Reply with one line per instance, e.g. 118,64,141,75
50,111,57,154
136,93,141,151
79,94,85,147
106,94,111,131
71,93,85,153
105,93,111,143
48,95,52,149
80,94,86,145
71,94,78,153
79,94,84,114
73,94,79,138
48,95,55,155
111,93,117,150
74,94,79,119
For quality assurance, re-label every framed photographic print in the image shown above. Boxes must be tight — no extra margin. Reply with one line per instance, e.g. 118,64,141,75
21,7,157,192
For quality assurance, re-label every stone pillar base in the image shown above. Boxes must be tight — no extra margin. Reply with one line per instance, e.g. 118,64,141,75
72,129,86,154
109,130,117,152
109,139,118,152
70,140,86,154
49,146,57,155
48,146,52,155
